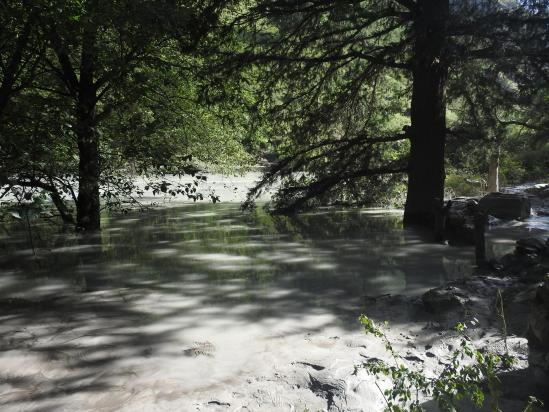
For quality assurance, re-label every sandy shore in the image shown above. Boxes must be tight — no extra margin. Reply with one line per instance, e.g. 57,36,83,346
1,269,547,411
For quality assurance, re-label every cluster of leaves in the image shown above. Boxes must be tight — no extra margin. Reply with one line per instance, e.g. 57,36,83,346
446,56,549,187
224,0,549,212
357,315,542,412
0,0,257,226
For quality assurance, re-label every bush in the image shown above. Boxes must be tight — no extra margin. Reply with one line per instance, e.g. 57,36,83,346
356,315,542,412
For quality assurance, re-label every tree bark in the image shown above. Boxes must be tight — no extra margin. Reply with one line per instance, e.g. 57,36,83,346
75,27,100,231
487,148,500,193
403,0,449,227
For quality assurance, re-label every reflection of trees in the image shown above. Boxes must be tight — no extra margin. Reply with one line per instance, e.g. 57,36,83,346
0,204,473,299
264,209,403,240
0,204,479,409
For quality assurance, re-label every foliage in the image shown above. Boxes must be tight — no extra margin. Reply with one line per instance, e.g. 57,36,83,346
2,0,549,229
446,57,549,187
0,0,257,228
225,0,549,215
356,315,543,412
444,171,486,198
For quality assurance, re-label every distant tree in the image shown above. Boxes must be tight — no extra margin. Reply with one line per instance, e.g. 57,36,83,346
446,47,549,190
231,0,549,225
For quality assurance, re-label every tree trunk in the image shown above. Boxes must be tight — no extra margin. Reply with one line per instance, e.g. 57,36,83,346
403,0,449,227
76,91,100,230
50,190,75,225
487,148,500,193
75,28,100,231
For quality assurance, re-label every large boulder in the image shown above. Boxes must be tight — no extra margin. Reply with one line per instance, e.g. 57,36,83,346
478,192,531,220
422,286,467,313
516,237,547,255
445,198,478,243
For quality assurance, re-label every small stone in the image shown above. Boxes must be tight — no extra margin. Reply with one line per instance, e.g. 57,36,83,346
426,352,436,358
404,355,424,363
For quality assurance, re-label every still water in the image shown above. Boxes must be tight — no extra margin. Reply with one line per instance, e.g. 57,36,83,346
0,203,475,301
0,204,480,410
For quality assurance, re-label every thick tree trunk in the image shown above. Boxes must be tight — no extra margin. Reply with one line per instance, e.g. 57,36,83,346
76,91,100,230
403,0,449,227
75,29,100,231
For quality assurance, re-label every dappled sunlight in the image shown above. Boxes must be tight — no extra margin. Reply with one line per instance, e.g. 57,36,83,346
150,248,180,257
50,244,102,254
309,262,338,270
0,203,484,410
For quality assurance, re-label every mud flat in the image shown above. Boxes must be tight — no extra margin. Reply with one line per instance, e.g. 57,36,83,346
1,184,548,411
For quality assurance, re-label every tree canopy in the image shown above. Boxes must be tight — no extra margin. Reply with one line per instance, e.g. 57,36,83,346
224,0,549,222
1,0,548,230
1,0,256,229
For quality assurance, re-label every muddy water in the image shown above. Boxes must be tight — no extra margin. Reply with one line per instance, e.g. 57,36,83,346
0,204,478,411
0,204,475,299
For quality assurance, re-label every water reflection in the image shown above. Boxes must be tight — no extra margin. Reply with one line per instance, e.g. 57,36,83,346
0,204,476,301
0,204,479,410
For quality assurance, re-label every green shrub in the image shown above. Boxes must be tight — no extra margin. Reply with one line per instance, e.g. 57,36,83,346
356,315,542,412
445,173,486,198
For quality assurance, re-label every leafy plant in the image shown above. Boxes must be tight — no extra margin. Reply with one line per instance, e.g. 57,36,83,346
356,315,542,412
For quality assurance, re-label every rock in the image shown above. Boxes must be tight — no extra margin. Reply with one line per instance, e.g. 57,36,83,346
404,355,423,362
478,192,531,220
517,253,542,268
528,278,549,372
422,286,467,313
307,373,345,410
540,188,549,199
500,253,519,268
487,215,502,227
525,184,549,198
499,253,527,276
523,265,549,284
516,237,547,255
488,259,504,271
446,198,478,243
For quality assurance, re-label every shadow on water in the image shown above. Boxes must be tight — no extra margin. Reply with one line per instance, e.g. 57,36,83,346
0,203,475,410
